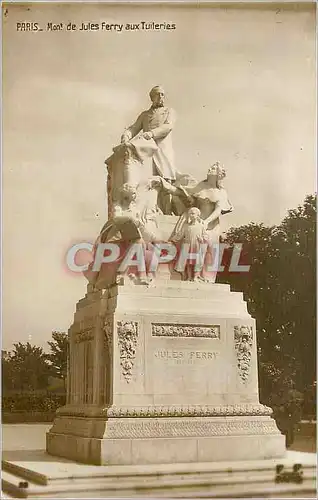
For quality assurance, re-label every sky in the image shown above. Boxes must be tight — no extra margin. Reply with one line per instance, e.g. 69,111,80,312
2,2,316,350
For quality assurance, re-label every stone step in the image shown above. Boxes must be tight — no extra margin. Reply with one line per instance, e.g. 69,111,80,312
2,461,48,486
2,469,316,499
2,452,316,498
4,451,316,479
2,470,39,498
120,281,231,291
118,282,234,298
168,483,317,498
115,294,248,315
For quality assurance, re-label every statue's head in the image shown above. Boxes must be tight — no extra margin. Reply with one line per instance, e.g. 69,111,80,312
206,161,226,187
240,326,250,336
119,183,137,204
122,322,135,336
149,85,165,107
187,207,201,224
239,326,251,344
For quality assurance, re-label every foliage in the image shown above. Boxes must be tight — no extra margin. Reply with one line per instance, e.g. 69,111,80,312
2,393,66,413
2,343,51,393
46,331,69,386
2,332,69,395
219,194,316,422
2,351,18,393
271,386,304,446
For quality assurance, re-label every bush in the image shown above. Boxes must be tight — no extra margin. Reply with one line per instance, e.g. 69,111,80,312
270,388,304,447
2,393,66,413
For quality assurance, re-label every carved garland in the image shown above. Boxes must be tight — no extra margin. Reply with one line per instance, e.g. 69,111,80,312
152,323,220,339
75,330,94,343
103,316,113,355
117,321,138,383
234,325,253,383
104,403,272,418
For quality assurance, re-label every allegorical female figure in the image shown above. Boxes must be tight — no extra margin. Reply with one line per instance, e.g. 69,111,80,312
93,182,162,286
159,162,233,282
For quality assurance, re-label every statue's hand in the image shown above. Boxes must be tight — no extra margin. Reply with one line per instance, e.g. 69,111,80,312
121,133,131,144
112,205,123,217
143,131,153,140
202,220,209,231
150,177,162,189
134,218,144,229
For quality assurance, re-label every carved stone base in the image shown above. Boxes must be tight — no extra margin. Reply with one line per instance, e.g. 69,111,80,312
47,414,285,465
47,280,285,465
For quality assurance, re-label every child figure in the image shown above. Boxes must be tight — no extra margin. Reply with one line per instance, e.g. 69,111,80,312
171,207,208,282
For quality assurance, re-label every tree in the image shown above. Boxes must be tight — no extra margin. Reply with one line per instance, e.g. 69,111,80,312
3,342,51,393
218,194,316,420
46,331,69,389
273,194,316,397
2,350,17,394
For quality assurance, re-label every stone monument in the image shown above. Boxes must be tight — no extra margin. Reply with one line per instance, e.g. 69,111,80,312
46,88,285,465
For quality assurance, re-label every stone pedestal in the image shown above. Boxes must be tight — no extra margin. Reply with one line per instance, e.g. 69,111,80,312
46,280,285,465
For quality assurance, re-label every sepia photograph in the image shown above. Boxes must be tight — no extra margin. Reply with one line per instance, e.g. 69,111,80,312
1,0,317,497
